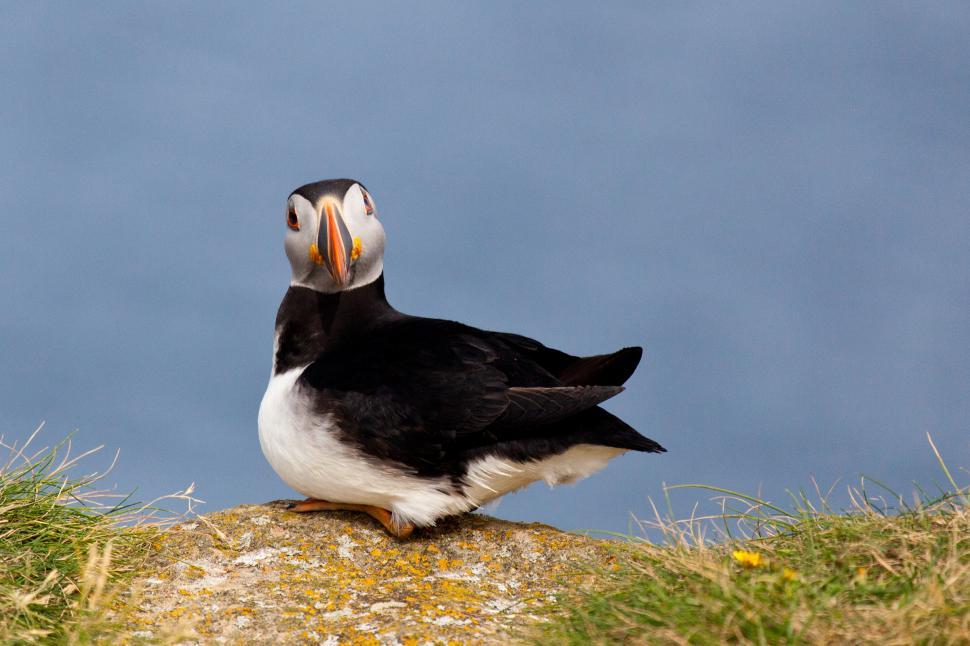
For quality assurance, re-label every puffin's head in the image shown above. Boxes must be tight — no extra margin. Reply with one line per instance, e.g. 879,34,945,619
284,178,385,293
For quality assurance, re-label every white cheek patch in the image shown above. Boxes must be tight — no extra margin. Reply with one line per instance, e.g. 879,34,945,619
344,217,385,290
285,194,322,282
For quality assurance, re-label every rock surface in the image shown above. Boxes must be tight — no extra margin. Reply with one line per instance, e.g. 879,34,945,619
122,501,619,644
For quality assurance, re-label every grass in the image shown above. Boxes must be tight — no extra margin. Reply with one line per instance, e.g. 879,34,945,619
4,426,968,644
543,436,970,645
0,425,183,644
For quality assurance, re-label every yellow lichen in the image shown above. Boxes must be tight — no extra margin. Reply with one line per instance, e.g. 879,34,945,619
120,503,611,643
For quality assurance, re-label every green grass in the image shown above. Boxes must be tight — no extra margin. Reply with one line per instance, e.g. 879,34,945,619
0,426,161,644
544,439,970,645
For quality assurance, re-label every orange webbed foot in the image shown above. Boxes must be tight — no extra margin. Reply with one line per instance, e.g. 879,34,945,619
287,498,415,539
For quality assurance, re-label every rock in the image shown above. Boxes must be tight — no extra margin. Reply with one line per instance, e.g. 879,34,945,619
121,501,619,644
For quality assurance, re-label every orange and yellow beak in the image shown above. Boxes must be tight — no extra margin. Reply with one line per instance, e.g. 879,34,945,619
308,199,355,287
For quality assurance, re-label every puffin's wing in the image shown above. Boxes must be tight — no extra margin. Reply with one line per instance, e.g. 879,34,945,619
304,329,510,437
495,385,624,429
380,337,624,437
304,321,626,440
408,333,628,436
557,347,642,387
490,332,643,386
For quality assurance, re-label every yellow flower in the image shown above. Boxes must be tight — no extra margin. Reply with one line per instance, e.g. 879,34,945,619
732,550,764,568
855,567,868,581
782,567,798,581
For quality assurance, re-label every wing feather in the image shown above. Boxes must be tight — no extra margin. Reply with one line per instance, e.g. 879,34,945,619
494,385,624,429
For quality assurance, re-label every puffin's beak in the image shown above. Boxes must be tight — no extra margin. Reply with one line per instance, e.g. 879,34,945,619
311,200,354,286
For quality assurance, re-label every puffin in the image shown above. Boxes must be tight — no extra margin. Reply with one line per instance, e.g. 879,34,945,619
258,178,665,538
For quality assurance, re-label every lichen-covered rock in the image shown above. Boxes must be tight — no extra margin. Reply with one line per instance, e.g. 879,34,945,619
120,501,619,644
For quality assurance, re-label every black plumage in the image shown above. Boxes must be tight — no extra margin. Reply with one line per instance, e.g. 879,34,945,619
292,178,365,206
273,274,665,484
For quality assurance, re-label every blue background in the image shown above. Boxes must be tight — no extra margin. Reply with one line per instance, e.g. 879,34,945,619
2,3,968,532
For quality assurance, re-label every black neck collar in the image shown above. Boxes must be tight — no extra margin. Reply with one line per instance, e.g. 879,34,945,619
273,274,398,374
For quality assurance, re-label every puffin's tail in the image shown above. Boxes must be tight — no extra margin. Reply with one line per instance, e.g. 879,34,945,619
579,406,666,453
559,346,643,387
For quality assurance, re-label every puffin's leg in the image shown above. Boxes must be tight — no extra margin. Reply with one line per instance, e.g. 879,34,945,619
355,504,415,540
287,498,415,539
287,498,343,513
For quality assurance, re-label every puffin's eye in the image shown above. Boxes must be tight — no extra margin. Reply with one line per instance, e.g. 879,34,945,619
361,190,374,215
286,209,300,231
